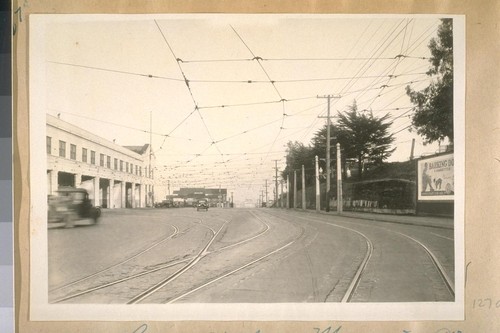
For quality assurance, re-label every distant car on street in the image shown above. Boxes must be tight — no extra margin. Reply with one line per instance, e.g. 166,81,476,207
48,187,101,228
196,199,209,211
154,200,171,208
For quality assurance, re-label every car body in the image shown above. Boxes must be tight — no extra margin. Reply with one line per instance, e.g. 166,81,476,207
154,200,171,208
48,187,101,227
196,199,209,211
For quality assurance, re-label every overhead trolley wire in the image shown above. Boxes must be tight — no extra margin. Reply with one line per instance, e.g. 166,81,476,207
155,19,440,189
230,25,288,166
340,19,412,100
348,19,439,115
198,95,316,110
158,99,323,168
186,72,427,84
230,25,283,101
178,55,429,63
51,109,203,145
157,106,198,151
154,19,227,165
361,19,430,110
336,19,406,97
47,61,184,82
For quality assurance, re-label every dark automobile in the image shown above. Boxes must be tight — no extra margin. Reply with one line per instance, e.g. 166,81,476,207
196,199,209,211
154,200,171,208
48,187,101,227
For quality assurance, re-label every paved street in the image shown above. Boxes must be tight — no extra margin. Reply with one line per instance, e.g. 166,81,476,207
48,208,454,304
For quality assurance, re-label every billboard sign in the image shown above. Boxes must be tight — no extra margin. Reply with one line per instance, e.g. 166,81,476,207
417,153,454,201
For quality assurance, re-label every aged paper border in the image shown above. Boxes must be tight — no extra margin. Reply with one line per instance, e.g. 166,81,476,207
28,12,465,322
14,0,500,332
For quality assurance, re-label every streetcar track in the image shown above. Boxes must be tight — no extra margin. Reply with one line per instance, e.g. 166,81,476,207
320,216,456,298
127,220,229,304
340,235,372,302
260,210,374,302
267,210,454,300
165,224,306,303
214,210,271,252
51,212,272,303
50,215,211,293
431,232,454,241
393,230,455,297
52,257,192,303
49,224,180,293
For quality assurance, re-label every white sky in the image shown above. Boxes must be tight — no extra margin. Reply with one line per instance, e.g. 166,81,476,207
34,14,452,204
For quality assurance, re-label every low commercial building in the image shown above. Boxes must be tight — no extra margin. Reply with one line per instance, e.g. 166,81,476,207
169,187,228,207
46,114,155,208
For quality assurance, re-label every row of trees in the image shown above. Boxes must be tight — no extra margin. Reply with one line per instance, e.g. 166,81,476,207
282,18,454,186
282,101,395,184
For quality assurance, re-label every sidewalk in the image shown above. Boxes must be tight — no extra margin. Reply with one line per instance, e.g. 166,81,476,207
295,208,454,229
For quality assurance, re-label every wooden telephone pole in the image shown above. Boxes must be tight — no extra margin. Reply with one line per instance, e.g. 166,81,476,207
317,94,340,212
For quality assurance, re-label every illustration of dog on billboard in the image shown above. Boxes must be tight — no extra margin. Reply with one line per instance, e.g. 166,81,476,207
421,159,454,196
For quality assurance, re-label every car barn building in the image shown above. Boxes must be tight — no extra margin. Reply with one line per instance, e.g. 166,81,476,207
46,114,155,208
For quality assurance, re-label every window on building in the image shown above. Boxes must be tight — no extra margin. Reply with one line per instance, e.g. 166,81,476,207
135,165,138,175
58,140,66,158
82,148,88,163
91,151,96,164
120,160,123,171
126,162,129,173
114,158,118,170
46,137,51,154
100,154,104,167
130,163,133,174
139,166,142,176
70,144,76,160
107,156,111,168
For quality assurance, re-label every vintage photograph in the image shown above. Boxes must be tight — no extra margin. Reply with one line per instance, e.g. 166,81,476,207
29,14,464,321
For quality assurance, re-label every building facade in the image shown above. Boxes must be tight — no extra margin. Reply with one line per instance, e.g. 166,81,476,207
46,114,155,208
168,187,228,207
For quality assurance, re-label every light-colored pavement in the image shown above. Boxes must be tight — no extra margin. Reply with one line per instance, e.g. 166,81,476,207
48,207,455,303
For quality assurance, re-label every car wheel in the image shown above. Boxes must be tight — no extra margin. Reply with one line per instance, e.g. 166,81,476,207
92,207,101,224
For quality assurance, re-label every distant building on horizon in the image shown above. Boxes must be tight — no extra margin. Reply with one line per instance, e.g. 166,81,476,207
167,187,228,207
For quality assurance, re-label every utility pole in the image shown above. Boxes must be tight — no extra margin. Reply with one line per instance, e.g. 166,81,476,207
318,94,340,212
315,155,320,211
280,180,284,208
301,164,306,210
337,143,343,214
273,160,279,207
286,175,290,209
265,179,268,207
149,110,154,207
410,138,416,160
293,170,297,208
219,184,221,207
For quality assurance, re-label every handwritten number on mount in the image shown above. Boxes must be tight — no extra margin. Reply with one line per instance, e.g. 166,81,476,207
473,298,500,309
133,324,147,333
313,326,342,333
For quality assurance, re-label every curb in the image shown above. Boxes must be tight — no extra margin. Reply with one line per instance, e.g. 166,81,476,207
282,208,454,230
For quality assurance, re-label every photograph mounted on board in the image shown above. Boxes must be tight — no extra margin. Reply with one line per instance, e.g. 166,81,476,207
29,13,465,321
